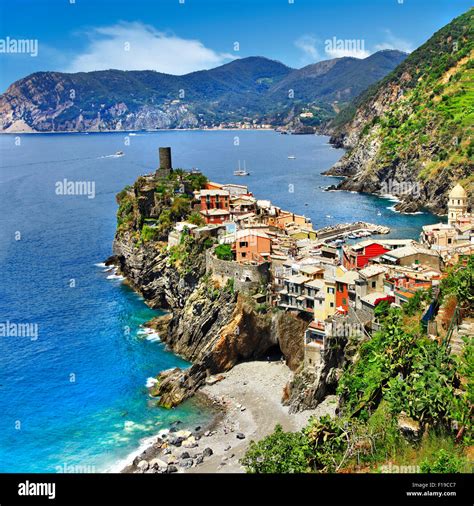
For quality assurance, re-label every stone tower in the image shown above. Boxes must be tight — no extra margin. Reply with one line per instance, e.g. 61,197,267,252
156,147,173,179
448,183,467,225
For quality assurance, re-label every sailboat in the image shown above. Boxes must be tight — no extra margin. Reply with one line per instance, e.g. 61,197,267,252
234,160,250,176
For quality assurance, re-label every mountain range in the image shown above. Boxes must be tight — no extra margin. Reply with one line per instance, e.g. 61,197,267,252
0,51,406,133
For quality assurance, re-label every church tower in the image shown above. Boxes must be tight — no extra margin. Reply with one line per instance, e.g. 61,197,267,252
448,183,467,226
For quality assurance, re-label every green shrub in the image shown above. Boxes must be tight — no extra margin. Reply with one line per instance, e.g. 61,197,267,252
241,425,311,473
214,244,233,261
140,224,161,243
225,277,235,294
187,212,205,226
420,449,466,473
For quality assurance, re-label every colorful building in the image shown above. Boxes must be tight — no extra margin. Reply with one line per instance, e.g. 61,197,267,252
342,241,390,270
199,189,231,224
235,229,271,263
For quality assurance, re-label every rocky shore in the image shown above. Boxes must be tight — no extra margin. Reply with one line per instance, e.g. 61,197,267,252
121,361,337,474
109,166,337,474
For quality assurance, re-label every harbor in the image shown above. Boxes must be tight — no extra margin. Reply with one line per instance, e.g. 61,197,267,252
315,221,390,245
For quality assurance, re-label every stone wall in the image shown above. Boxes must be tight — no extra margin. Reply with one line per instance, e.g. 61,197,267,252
205,249,270,293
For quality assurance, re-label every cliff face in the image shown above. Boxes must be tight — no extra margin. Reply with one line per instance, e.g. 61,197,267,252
0,71,199,132
325,9,474,214
112,175,310,408
113,231,204,309
114,231,310,407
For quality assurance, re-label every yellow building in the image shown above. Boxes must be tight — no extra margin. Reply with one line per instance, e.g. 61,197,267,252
313,278,336,321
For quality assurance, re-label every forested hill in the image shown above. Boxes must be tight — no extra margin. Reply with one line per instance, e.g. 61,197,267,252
0,51,405,133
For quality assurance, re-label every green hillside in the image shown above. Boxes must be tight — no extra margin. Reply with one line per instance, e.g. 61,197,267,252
0,53,405,132
327,8,474,213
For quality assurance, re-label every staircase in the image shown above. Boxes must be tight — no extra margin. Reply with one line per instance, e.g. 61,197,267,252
450,318,473,356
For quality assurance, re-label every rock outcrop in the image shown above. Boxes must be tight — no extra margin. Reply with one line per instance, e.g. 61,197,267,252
111,176,311,408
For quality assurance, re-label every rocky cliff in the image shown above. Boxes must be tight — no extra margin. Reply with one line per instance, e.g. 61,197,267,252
325,9,473,214
111,174,311,408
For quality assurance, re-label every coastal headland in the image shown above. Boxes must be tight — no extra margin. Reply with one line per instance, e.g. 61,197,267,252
109,146,472,473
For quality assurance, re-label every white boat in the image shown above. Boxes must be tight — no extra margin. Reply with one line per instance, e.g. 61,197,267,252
234,160,250,176
115,151,124,157
287,155,296,159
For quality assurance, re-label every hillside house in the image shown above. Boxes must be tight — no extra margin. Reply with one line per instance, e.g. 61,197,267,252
199,189,231,224
235,229,271,263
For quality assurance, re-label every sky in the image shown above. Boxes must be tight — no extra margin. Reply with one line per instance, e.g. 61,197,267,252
0,0,472,92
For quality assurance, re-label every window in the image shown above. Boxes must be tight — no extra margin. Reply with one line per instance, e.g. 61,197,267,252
330,302,334,308
371,281,376,288
239,241,248,248
328,287,335,294
241,252,246,258
342,298,347,305
448,238,452,244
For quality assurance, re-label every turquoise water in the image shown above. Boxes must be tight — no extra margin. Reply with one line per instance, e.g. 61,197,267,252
0,130,441,472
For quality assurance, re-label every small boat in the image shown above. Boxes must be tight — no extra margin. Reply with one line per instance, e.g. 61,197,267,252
234,160,250,176
287,155,296,159
115,151,124,157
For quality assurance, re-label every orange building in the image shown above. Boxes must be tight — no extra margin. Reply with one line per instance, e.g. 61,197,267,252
204,181,224,190
267,210,310,229
335,280,349,313
235,230,271,263
199,189,230,224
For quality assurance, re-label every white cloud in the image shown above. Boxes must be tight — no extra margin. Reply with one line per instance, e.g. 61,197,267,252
65,22,234,75
374,29,414,53
294,34,320,62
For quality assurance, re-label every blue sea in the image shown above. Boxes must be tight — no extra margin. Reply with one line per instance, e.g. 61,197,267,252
0,130,442,472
